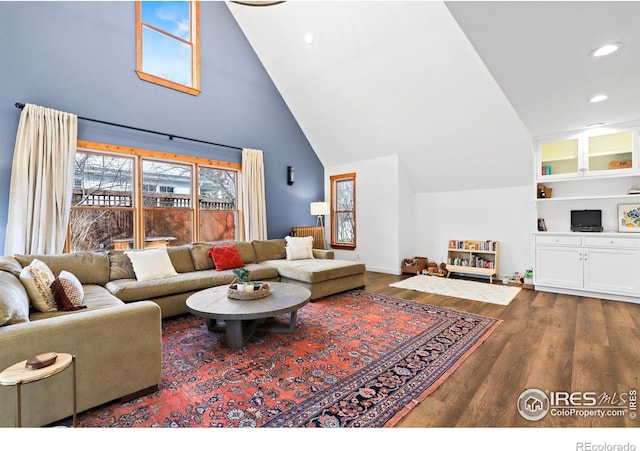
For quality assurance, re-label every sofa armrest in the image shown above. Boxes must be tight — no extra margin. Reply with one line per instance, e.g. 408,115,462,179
312,249,334,259
0,301,162,427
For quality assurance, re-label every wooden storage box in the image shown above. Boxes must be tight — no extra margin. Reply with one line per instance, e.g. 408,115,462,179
402,257,428,274
609,159,632,169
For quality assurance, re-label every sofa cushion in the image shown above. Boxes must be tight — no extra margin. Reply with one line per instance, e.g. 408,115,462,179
105,263,279,302
108,251,136,280
190,243,215,271
262,258,366,284
29,284,124,321
51,270,86,311
252,239,287,262
125,248,178,281
15,252,110,285
19,258,57,312
166,246,196,273
0,271,30,326
208,245,245,271
0,256,23,278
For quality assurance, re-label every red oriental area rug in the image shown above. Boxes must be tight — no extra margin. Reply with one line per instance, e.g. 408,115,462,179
56,290,501,428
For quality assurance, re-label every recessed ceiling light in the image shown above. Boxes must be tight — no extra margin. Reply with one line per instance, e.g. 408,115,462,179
588,94,608,103
304,32,314,45
590,43,622,57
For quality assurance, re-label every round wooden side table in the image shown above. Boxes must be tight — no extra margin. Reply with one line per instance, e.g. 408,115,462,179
0,353,76,427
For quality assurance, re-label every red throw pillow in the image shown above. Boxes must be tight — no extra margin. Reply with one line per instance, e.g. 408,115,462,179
207,245,245,271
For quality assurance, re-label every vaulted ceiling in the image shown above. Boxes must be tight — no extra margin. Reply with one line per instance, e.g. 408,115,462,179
228,1,640,194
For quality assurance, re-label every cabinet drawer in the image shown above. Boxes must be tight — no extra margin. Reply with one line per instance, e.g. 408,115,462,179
584,236,640,249
535,235,582,246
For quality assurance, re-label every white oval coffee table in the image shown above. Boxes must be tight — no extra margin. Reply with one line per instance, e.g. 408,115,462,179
186,282,311,348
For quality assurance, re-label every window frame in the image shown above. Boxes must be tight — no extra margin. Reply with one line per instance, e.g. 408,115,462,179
66,140,242,252
69,151,136,252
329,172,357,250
135,1,201,96
140,157,195,246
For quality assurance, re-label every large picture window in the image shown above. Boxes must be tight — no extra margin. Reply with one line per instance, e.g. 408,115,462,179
136,1,200,96
68,141,241,252
198,167,238,242
142,159,193,247
330,172,356,250
70,152,135,251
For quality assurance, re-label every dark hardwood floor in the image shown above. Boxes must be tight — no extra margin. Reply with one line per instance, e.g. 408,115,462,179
363,271,640,427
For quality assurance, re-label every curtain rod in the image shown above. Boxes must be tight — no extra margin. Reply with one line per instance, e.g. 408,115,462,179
14,102,243,152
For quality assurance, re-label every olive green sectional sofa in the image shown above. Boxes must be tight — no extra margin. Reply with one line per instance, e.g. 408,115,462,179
0,238,365,427
0,254,162,428
102,239,365,318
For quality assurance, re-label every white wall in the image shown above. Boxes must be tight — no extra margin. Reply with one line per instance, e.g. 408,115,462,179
398,160,415,273
325,155,401,274
325,157,535,278
413,185,536,280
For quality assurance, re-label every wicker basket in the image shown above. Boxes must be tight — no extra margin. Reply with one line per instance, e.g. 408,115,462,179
227,281,271,300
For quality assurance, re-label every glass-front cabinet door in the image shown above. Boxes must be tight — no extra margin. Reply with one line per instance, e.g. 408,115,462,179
586,130,634,174
538,126,637,180
540,137,579,177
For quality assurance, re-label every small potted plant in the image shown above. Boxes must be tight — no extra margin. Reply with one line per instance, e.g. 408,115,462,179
232,268,251,291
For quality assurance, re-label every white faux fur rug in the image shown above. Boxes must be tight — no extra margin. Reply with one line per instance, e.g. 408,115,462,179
390,275,521,306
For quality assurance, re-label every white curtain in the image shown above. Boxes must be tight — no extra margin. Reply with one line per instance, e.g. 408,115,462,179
4,104,78,255
242,148,268,241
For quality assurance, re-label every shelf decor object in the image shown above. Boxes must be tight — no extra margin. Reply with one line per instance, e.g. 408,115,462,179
618,203,640,232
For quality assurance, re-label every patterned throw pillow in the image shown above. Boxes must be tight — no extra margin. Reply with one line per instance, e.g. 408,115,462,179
208,245,245,271
51,270,86,312
19,258,57,312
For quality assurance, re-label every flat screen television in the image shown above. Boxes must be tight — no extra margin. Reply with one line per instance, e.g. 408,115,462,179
570,209,602,232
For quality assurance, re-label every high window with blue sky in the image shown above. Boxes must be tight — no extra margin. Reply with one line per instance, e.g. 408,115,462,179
136,1,200,95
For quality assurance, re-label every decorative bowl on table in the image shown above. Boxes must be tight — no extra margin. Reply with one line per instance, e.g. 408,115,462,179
227,281,271,300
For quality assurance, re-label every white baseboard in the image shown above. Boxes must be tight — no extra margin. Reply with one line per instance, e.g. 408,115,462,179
366,265,402,275
534,285,640,305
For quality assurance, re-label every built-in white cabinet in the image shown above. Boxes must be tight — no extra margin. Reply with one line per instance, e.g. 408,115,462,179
535,235,584,288
537,126,638,181
533,122,640,304
534,232,640,301
534,122,640,235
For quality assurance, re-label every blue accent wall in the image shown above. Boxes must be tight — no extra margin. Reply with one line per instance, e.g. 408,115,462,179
0,1,323,253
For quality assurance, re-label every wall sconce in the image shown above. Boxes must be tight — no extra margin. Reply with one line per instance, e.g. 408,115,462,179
287,166,295,185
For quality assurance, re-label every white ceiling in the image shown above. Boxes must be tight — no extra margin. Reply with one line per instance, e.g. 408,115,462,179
446,1,640,138
228,1,640,194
